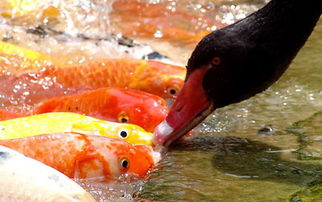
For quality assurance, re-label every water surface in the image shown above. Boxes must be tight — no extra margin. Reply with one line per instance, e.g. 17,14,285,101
140,17,322,202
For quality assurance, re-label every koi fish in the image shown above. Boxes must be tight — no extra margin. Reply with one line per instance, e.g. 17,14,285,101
0,43,185,101
0,112,153,145
28,58,186,100
0,133,160,179
0,145,95,201
34,87,169,132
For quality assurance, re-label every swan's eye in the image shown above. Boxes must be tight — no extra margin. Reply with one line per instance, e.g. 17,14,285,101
118,129,129,139
118,113,129,123
120,158,130,169
212,57,221,65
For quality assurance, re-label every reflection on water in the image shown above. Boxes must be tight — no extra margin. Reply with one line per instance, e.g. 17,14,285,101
0,0,321,201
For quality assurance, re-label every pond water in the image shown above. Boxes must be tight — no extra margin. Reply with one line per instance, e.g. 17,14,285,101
141,12,322,202
0,0,321,201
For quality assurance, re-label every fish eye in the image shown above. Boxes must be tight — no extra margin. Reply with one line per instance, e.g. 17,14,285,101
118,129,129,139
120,158,130,169
118,113,129,123
169,88,177,95
166,86,179,96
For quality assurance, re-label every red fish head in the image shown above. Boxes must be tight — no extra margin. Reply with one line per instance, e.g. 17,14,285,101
100,88,169,132
128,60,186,100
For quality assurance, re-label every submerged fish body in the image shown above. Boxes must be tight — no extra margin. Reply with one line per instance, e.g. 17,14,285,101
0,112,153,145
34,87,169,132
0,145,95,201
0,133,159,179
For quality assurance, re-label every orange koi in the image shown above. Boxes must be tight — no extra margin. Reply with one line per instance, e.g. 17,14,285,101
35,59,186,100
34,88,168,132
0,54,186,100
0,133,160,180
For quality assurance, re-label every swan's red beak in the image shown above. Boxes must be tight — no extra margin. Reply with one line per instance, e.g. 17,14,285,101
153,65,214,147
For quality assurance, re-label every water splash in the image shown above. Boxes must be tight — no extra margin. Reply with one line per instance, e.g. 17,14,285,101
1,0,115,38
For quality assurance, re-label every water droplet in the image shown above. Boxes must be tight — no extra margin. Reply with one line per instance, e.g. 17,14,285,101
206,2,215,10
153,29,163,38
22,91,30,96
14,85,21,90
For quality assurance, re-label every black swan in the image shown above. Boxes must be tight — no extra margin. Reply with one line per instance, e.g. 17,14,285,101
153,0,322,147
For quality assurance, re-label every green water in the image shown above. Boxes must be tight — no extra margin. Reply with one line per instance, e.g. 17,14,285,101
139,18,322,202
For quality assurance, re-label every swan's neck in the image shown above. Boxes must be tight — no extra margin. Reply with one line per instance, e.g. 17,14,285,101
187,0,321,107
233,0,322,59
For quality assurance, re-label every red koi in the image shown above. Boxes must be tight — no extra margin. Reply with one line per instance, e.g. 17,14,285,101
34,87,168,132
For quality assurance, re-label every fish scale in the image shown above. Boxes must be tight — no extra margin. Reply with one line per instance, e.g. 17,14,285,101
53,59,139,89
